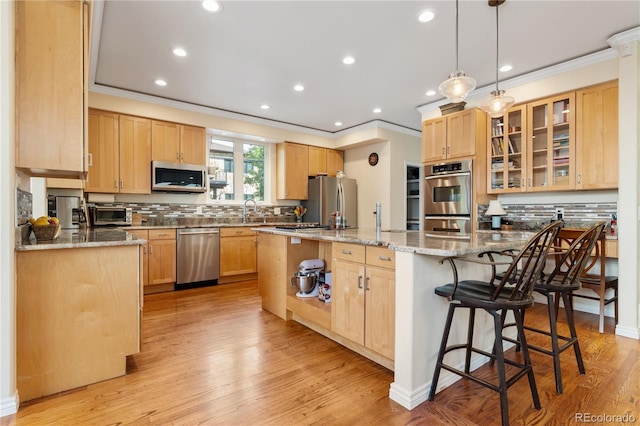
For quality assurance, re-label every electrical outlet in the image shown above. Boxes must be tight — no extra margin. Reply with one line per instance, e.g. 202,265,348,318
274,207,281,215
196,206,203,214
555,207,564,220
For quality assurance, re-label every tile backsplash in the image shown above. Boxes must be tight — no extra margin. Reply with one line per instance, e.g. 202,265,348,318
16,188,32,225
477,202,617,231
93,202,298,226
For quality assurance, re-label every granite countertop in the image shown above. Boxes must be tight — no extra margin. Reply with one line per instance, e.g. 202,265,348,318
126,221,301,230
16,228,145,252
254,227,535,257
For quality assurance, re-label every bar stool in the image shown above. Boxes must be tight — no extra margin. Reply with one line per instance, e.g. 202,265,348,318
428,221,562,426
498,222,606,395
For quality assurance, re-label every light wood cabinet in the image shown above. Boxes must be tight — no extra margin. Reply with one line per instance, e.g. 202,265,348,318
15,0,89,178
526,92,576,192
308,147,344,177
148,229,176,287
151,120,206,166
276,142,309,200
422,108,485,163
85,110,151,194
488,105,527,193
331,243,395,360
127,230,150,287
488,92,577,193
85,109,119,192
576,81,619,190
220,227,257,277
16,245,141,401
46,178,84,189
119,114,152,193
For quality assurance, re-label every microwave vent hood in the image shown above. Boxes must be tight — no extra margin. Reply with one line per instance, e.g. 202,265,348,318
152,161,207,193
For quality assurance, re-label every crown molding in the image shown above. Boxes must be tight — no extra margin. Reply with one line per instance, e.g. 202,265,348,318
608,26,640,47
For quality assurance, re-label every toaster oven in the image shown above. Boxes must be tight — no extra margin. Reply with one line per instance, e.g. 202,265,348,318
89,206,132,227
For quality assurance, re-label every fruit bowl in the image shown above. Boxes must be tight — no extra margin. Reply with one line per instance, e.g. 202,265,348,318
31,223,62,241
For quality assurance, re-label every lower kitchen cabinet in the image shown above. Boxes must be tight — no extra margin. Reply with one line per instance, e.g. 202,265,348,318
129,229,176,292
220,227,257,277
331,243,396,360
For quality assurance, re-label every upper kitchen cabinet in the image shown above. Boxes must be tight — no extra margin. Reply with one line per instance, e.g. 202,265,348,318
576,81,618,190
15,0,90,178
119,115,152,193
488,105,527,193
85,109,151,194
180,125,207,166
85,109,119,193
276,142,308,200
526,93,575,192
422,108,486,163
308,147,344,177
151,120,206,166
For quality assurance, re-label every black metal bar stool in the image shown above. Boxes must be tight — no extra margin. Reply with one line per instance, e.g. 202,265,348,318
428,221,563,426
497,222,607,394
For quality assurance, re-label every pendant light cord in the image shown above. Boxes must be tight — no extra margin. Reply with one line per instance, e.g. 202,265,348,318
455,0,459,71
494,2,499,92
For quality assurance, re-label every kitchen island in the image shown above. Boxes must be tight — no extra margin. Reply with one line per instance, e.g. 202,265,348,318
15,228,144,401
255,227,533,410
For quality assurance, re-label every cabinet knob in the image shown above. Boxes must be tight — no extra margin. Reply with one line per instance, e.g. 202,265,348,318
378,255,392,262
341,249,353,255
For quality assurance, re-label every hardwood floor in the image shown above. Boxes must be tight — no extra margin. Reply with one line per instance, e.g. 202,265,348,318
3,280,639,425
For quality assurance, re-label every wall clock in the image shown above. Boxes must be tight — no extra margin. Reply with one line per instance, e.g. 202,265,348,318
368,152,379,166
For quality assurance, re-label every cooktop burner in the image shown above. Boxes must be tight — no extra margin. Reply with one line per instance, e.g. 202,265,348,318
274,224,330,230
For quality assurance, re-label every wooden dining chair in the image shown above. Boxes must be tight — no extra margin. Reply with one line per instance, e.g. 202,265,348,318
554,227,618,333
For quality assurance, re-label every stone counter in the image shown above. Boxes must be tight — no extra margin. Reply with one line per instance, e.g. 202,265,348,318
254,227,534,257
16,228,145,251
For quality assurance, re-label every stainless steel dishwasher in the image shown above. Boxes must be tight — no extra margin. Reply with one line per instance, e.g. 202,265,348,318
176,228,220,286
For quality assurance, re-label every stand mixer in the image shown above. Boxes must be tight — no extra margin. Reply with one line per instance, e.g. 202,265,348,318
290,258,324,298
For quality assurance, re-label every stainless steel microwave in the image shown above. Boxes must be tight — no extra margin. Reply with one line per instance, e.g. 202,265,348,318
89,206,132,227
152,161,207,193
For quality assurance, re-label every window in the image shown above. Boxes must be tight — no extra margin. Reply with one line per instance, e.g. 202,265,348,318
208,136,266,202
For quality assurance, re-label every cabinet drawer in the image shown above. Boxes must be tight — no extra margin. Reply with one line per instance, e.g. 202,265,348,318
366,246,395,269
220,227,256,237
332,242,365,263
148,229,175,240
127,230,148,240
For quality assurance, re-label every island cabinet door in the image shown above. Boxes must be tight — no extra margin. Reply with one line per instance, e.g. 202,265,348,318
331,259,366,345
364,266,396,360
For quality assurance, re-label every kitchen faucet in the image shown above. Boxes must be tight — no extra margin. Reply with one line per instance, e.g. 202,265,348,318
243,198,258,223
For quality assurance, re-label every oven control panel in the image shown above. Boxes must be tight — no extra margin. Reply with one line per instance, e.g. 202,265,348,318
428,160,472,176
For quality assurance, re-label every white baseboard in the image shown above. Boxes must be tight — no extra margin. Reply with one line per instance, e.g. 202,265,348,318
614,324,640,339
0,391,19,418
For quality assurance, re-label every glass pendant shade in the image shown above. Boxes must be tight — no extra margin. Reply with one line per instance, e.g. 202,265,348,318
481,90,515,118
439,70,476,103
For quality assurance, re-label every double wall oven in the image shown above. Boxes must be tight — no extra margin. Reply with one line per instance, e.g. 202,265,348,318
424,160,473,236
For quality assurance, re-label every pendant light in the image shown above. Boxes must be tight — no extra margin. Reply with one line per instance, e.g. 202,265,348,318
481,0,515,118
438,0,476,103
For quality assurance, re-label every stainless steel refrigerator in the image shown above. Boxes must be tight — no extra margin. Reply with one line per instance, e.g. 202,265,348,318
302,176,357,227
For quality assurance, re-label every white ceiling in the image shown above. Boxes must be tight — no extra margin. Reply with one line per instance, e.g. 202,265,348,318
91,1,639,134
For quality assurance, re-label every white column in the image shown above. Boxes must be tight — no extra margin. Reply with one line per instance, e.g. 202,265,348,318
608,28,640,339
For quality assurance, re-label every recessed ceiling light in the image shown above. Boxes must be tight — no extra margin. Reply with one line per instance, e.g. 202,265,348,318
173,47,187,57
418,10,435,23
373,108,382,114
500,64,513,73
155,79,167,86
294,84,305,92
334,121,343,126
202,0,222,13
260,104,270,110
342,56,356,65
426,90,436,96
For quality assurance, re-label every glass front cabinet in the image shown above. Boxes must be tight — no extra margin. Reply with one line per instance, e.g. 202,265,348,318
488,92,575,194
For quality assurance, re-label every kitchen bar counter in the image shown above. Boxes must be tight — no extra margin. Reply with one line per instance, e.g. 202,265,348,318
254,226,534,410
254,227,534,256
